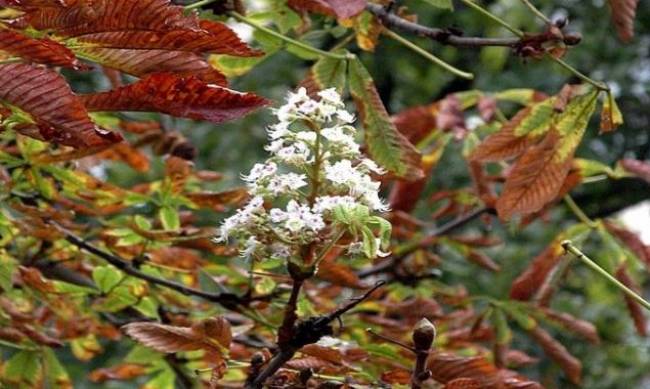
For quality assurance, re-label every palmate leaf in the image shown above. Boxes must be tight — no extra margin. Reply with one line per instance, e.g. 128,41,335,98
15,0,199,36
607,0,639,42
75,47,228,86
348,57,422,180
0,28,82,68
494,88,598,219
287,0,367,19
122,316,231,355
72,20,262,57
0,63,121,148
81,73,268,123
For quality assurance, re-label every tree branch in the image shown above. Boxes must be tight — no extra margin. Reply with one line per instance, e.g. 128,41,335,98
52,223,253,311
358,207,492,278
246,281,385,388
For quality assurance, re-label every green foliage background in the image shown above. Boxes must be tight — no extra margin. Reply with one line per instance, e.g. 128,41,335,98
21,0,650,387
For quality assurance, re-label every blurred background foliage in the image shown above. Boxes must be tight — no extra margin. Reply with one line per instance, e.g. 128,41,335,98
55,0,650,387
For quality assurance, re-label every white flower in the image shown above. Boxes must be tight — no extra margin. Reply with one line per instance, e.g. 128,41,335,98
296,131,317,144
218,196,266,241
242,162,277,183
318,88,344,107
298,100,319,116
270,200,325,234
268,122,290,139
313,195,357,214
336,109,355,124
325,160,364,186
265,173,308,195
240,236,260,258
287,87,310,107
359,158,386,175
275,142,312,165
321,126,360,155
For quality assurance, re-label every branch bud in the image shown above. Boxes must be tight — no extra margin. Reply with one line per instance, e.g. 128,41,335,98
412,318,436,351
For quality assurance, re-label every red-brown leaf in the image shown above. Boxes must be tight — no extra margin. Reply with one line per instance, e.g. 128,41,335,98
607,0,639,42
0,29,82,68
18,0,199,36
527,326,582,385
469,107,543,163
615,266,647,336
496,129,573,220
605,220,650,269
0,63,121,148
74,20,261,57
122,316,231,355
444,378,481,389
510,242,564,301
88,363,148,383
81,73,268,123
538,307,600,344
79,48,228,86
287,0,367,19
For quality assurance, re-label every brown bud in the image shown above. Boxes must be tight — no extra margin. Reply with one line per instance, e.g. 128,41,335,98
412,318,436,351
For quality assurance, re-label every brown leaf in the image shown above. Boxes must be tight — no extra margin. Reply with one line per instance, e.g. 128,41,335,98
0,29,82,68
538,307,600,344
466,250,501,272
608,0,639,42
79,48,228,86
299,344,343,365
496,129,573,220
444,378,481,389
604,220,650,269
287,0,367,19
19,0,199,36
186,189,250,211
0,63,122,148
122,316,231,355
97,142,150,172
88,363,148,383
381,369,412,385
469,107,543,163
510,240,565,301
18,266,56,293
316,256,365,289
81,73,268,123
527,326,581,385
615,266,647,336
391,103,438,145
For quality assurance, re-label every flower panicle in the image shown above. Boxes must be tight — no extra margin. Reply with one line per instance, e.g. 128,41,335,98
218,87,392,262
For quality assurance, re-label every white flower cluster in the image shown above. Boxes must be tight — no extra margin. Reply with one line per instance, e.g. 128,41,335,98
217,88,391,261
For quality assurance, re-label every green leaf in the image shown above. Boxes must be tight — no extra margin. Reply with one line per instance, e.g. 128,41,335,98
0,251,17,291
142,367,176,389
492,308,512,345
93,285,139,312
348,57,422,179
361,225,378,258
312,55,348,93
421,0,454,10
500,302,537,330
92,265,124,293
159,206,180,231
254,276,277,295
4,350,41,385
134,296,160,319
512,97,556,137
43,348,72,389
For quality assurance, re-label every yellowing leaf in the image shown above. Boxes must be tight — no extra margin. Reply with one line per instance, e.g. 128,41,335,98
348,57,422,179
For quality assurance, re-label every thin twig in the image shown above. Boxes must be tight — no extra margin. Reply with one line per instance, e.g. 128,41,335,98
52,223,250,310
229,12,352,61
382,29,474,79
562,241,650,311
563,195,598,228
358,207,491,278
519,0,551,24
366,4,521,48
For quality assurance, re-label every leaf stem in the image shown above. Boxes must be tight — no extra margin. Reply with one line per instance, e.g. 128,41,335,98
382,29,474,80
184,0,220,11
457,0,524,37
229,12,351,61
562,240,650,312
563,195,597,228
549,56,610,91
519,0,551,24
313,228,345,268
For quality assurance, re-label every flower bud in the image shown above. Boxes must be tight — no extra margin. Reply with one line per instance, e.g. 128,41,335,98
412,318,436,351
